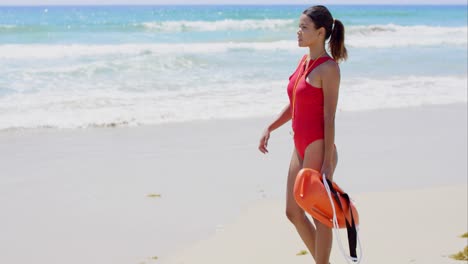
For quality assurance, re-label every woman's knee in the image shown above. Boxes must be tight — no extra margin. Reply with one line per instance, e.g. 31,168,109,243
313,217,331,230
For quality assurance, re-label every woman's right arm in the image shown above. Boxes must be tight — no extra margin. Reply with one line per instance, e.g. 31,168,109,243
258,103,292,154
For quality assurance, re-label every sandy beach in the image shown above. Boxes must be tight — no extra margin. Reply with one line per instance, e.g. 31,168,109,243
165,185,467,264
0,103,466,264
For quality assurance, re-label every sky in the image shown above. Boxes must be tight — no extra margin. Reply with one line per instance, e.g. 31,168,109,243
0,0,466,5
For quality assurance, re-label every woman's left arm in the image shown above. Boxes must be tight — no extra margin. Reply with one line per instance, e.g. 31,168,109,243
321,61,341,180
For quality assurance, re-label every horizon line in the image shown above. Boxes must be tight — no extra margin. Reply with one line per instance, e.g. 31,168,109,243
0,3,466,6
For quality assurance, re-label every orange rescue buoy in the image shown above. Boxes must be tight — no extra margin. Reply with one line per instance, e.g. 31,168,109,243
293,168,359,228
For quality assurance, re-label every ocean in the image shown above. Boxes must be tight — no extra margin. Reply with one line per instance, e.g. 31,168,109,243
0,5,466,130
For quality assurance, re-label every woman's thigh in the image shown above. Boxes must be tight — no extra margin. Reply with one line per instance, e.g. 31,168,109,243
286,148,303,212
303,141,338,171
302,139,325,170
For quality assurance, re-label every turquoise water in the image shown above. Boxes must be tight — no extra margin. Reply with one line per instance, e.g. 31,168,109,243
1,5,466,43
0,5,467,130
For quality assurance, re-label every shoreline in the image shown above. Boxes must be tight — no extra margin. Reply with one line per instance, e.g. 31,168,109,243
0,102,466,136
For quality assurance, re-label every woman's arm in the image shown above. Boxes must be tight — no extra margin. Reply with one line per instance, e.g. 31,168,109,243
267,103,292,132
321,61,341,178
259,103,292,154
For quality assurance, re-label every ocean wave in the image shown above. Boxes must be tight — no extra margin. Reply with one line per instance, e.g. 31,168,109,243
0,19,296,34
0,24,16,29
0,24,18,32
0,75,466,131
339,75,467,111
0,42,298,59
0,24,465,60
1,24,466,59
1,18,465,39
139,19,295,32
135,21,467,41
347,24,467,48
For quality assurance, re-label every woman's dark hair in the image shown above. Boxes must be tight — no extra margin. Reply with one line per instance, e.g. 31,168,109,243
303,5,348,62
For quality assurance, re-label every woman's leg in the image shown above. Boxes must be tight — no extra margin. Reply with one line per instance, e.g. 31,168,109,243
303,141,338,264
285,148,318,261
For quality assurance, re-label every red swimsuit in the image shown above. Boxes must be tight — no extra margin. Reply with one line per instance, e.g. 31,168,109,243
287,55,334,159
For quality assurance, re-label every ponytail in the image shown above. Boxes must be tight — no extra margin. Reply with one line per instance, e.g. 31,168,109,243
329,19,347,63
303,6,348,62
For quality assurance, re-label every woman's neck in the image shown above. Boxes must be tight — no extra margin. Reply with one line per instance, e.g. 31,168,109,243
308,45,327,60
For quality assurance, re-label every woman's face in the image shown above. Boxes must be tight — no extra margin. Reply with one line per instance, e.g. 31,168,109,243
297,14,323,47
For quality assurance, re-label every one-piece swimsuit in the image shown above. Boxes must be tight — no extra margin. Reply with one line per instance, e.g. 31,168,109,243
287,55,334,159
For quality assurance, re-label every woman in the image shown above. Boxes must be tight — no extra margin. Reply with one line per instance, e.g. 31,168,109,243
258,5,347,264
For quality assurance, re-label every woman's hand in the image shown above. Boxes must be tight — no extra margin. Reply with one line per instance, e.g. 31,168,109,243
321,161,335,182
258,129,271,154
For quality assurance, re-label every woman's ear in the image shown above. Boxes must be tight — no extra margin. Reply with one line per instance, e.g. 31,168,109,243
319,27,326,38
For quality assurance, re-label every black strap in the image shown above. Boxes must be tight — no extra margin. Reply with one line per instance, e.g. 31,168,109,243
325,179,358,261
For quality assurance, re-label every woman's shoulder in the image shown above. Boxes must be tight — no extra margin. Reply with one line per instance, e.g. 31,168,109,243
319,58,340,77
322,57,339,69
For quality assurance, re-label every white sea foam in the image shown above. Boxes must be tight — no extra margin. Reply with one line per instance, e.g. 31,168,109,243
339,75,468,111
0,24,16,29
347,24,468,48
0,42,297,59
0,75,465,131
0,24,465,59
140,19,295,32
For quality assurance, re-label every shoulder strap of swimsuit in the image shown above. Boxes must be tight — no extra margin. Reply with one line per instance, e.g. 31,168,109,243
295,55,308,71
304,57,334,76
